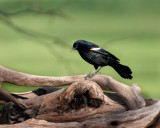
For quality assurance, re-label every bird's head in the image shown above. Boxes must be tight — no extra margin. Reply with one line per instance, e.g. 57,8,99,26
71,41,79,52
71,40,93,52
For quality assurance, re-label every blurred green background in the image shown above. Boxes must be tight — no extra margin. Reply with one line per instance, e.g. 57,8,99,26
0,0,160,100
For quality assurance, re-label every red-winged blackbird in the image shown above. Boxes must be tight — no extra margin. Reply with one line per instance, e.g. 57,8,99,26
71,40,133,80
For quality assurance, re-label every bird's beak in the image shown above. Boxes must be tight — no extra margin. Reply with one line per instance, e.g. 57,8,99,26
70,47,76,52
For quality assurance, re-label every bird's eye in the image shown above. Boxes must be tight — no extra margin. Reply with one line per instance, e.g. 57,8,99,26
73,43,78,48
74,44,78,49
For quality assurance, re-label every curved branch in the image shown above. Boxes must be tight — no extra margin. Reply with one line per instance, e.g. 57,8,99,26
0,66,145,110
0,66,84,86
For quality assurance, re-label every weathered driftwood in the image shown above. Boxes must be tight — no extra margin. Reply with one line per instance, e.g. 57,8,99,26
0,65,159,128
0,66,145,110
0,100,160,128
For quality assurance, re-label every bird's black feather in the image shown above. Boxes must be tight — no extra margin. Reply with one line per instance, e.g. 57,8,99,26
72,40,133,79
108,58,132,79
91,48,120,61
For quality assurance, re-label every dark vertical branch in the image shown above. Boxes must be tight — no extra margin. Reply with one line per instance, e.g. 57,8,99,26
0,85,28,110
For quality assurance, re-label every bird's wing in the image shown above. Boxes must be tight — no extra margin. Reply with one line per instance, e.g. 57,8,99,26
90,47,120,61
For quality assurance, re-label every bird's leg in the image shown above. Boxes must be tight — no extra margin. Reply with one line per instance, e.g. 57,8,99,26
84,70,96,80
88,70,96,76
94,67,103,76
84,67,103,80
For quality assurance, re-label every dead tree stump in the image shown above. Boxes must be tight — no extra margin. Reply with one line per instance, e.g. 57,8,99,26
0,66,159,128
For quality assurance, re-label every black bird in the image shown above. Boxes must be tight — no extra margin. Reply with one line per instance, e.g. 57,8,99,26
71,40,133,80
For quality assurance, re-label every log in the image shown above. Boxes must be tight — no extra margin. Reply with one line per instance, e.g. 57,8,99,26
0,65,159,128
0,100,160,128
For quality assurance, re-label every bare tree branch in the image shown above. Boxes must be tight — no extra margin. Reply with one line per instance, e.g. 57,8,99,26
0,1,74,74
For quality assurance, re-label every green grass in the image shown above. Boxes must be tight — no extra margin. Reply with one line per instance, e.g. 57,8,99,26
0,0,160,100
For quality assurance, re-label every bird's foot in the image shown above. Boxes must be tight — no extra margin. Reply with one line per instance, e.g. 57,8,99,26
84,74,93,80
84,69,101,80
97,71,101,74
84,72,97,80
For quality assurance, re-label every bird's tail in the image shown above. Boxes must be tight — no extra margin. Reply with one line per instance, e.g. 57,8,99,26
109,61,133,79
